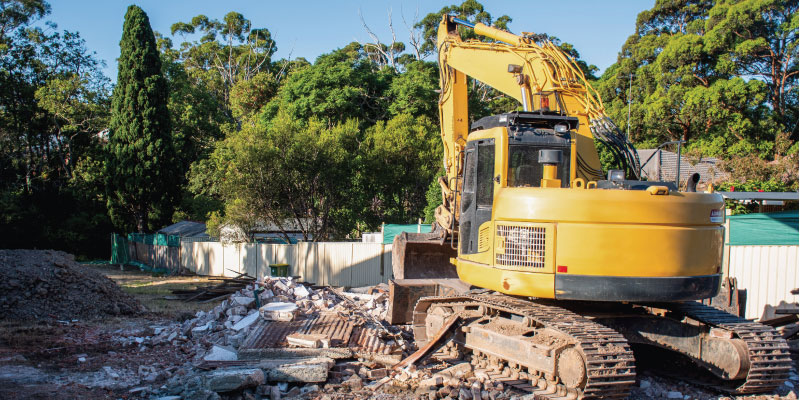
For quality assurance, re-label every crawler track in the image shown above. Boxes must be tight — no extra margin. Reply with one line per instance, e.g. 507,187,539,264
666,301,792,394
413,294,637,399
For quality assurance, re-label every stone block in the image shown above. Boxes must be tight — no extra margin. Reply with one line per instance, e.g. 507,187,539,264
203,345,238,362
206,368,265,392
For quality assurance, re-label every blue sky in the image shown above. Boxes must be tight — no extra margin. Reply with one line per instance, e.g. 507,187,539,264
45,1,651,81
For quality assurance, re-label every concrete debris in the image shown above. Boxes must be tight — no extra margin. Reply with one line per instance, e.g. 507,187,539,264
203,345,238,362
263,358,334,382
259,302,298,321
367,368,389,380
286,333,331,348
138,275,406,399
231,311,260,331
206,368,265,392
292,284,311,299
102,365,120,379
232,295,256,306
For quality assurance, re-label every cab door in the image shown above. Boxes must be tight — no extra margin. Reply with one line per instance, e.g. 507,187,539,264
460,139,495,256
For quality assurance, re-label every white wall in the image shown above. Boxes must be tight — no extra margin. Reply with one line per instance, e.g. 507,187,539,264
181,241,392,287
728,245,799,320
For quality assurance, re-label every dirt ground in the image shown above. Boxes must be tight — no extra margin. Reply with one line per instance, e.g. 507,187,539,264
0,264,222,400
0,263,796,400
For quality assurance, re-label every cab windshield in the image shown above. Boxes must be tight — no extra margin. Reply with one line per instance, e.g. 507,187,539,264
507,145,542,187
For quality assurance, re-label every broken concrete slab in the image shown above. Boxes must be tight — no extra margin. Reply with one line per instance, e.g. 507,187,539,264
231,312,259,331
286,333,330,348
367,368,389,379
292,285,310,299
206,368,265,392
262,358,334,383
238,347,353,360
259,302,298,321
203,345,238,362
232,296,255,306
433,362,472,380
102,366,120,379
191,321,213,335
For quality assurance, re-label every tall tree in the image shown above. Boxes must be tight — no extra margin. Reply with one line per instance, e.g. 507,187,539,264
170,12,277,114
105,5,178,232
597,0,797,188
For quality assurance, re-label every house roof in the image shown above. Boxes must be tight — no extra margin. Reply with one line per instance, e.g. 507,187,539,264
637,149,729,183
157,221,209,237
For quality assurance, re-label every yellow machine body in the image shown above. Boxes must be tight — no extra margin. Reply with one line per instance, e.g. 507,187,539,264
455,127,724,300
429,16,725,302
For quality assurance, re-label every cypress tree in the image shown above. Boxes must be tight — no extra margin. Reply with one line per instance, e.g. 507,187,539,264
105,5,177,232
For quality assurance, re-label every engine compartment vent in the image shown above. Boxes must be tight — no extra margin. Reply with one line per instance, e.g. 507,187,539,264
495,225,547,268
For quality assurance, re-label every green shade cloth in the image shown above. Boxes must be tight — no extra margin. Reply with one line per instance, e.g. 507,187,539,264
128,232,181,247
382,224,432,244
728,211,799,246
110,233,129,264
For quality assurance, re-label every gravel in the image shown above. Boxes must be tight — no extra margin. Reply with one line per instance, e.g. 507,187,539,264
0,249,143,320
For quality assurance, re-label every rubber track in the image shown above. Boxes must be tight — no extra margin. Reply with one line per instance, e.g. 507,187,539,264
414,294,637,399
666,302,792,394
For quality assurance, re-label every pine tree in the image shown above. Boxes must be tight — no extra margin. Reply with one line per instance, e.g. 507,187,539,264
105,5,177,232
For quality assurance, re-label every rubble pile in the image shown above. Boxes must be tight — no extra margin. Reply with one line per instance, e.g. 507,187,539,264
0,249,143,320
149,276,395,357
143,276,410,399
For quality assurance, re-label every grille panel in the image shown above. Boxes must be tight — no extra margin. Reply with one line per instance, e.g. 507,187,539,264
478,224,491,252
496,225,547,268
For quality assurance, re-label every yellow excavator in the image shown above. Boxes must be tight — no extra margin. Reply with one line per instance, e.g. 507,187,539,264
388,15,791,399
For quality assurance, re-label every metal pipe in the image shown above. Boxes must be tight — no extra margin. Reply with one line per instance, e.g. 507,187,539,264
451,17,474,28
686,173,700,192
676,141,682,189
520,87,529,111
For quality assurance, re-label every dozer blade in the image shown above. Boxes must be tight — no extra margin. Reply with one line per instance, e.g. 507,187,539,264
391,232,458,279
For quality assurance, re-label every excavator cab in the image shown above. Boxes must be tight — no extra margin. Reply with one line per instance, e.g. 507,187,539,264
392,112,576,281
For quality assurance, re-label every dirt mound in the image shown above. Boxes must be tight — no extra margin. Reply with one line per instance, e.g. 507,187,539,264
0,249,143,320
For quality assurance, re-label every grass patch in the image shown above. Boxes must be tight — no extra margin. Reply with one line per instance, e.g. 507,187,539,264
85,264,223,318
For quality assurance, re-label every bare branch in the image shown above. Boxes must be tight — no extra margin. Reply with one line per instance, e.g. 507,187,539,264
358,8,398,71
401,4,423,60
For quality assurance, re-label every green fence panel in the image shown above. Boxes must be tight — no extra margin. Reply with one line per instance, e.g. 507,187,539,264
382,224,432,244
111,233,129,264
167,234,181,247
728,211,799,246
126,232,181,247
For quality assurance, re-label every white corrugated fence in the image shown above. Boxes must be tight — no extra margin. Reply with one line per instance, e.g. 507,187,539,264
180,241,392,287
727,245,798,320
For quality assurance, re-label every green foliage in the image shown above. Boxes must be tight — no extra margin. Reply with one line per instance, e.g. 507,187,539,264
360,113,443,227
105,5,179,233
414,0,511,57
386,60,438,119
597,0,798,188
168,11,277,110
265,43,392,125
0,0,114,258
230,71,279,120
423,177,443,224
207,112,360,241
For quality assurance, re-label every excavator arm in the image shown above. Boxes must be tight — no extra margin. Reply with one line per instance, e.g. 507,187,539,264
434,15,638,233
